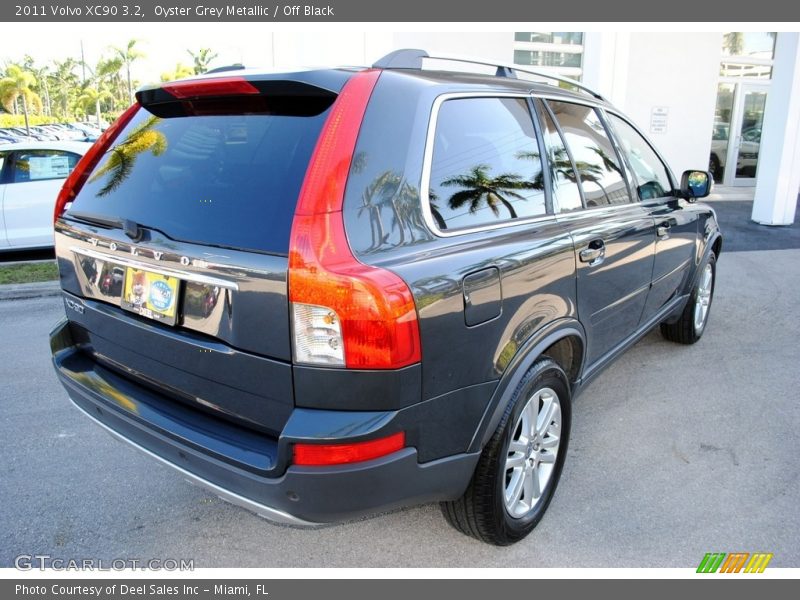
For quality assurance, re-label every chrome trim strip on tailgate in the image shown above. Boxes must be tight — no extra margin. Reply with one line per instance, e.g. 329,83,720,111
71,398,319,527
70,246,240,291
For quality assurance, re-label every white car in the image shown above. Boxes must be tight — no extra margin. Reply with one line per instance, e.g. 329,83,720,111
0,141,92,250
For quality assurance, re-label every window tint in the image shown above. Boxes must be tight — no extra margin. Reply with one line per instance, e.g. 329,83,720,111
69,107,328,254
608,114,673,200
428,97,547,231
535,101,583,212
547,101,630,207
12,150,80,183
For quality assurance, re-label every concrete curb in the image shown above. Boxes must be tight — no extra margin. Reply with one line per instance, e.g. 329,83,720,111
0,280,61,301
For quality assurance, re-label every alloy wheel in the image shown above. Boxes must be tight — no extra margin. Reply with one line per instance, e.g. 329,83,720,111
503,387,562,518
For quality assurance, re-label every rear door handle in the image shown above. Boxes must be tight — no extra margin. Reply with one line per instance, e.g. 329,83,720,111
657,223,671,238
579,240,605,265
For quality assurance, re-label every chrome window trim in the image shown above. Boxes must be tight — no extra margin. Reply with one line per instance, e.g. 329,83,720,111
419,92,556,238
70,246,240,291
419,91,676,238
553,201,653,222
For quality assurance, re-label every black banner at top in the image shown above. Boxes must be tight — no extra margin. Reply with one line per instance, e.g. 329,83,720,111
2,0,800,22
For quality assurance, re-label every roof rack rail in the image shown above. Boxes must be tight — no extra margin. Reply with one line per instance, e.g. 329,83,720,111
372,49,606,102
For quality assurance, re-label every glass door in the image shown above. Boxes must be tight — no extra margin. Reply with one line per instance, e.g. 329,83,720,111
710,83,734,184
710,83,769,187
730,85,767,186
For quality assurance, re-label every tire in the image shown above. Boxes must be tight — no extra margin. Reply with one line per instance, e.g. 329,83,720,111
441,358,571,545
660,252,716,344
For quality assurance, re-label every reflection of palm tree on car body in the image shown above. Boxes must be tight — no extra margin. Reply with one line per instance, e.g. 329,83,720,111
440,164,538,220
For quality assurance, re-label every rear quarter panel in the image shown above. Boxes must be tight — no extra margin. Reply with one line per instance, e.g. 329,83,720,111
343,72,578,402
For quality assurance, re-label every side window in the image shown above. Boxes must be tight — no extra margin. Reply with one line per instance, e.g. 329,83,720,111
535,100,583,212
607,114,673,200
428,97,547,231
547,101,630,207
12,150,80,183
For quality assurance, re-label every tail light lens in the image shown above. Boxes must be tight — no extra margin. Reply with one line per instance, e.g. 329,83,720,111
292,432,406,466
162,76,260,99
292,303,345,366
288,70,422,370
54,103,140,222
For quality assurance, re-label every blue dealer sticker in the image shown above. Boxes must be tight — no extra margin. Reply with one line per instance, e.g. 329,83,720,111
149,280,174,311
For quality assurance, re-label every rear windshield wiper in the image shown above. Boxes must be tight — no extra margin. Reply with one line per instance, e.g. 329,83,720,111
65,210,144,241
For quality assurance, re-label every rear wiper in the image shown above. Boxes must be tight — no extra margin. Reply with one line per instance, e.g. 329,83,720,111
65,210,144,241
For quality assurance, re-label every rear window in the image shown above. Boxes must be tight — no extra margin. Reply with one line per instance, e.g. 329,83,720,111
68,106,329,254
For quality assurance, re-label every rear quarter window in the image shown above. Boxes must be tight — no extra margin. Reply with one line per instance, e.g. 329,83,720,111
427,97,547,231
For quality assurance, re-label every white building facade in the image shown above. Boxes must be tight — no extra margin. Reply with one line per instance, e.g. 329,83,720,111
265,30,799,226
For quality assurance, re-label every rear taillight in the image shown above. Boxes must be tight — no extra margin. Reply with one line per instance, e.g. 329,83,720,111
54,103,140,223
292,432,406,466
162,76,259,99
288,70,422,370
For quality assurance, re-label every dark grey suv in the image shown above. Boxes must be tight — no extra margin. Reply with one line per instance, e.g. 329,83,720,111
50,49,721,545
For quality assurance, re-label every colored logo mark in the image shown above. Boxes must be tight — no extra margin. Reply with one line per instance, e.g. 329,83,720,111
697,552,773,573
149,280,174,311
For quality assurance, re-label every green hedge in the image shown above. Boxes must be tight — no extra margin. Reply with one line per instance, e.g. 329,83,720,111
0,113,120,128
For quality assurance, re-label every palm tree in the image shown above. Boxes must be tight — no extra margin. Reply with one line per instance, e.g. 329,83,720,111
0,65,42,135
160,63,194,82
96,55,125,109
50,59,79,119
77,86,113,126
358,170,401,248
187,48,219,75
112,39,144,104
723,32,744,56
89,116,166,196
26,60,52,118
441,164,537,220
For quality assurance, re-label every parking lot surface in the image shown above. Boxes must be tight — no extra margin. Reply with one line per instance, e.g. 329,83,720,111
1,248,798,568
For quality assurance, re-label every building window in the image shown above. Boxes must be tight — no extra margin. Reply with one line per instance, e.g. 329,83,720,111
513,32,584,81
719,32,776,79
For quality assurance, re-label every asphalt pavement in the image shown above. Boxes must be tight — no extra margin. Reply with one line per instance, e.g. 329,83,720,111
1,248,798,568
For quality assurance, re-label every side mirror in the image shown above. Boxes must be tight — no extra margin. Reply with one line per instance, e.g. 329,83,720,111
680,170,712,201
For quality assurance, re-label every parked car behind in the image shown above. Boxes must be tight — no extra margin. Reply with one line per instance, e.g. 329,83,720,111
0,141,91,250
6,127,49,141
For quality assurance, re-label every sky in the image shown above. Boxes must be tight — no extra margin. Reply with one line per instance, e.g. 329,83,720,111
1,22,387,84
2,23,791,86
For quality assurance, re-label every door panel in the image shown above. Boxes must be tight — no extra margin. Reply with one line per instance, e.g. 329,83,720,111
641,200,698,320
0,151,9,248
0,183,9,248
4,178,63,248
603,113,698,322
560,206,655,364
544,100,656,366
4,149,81,249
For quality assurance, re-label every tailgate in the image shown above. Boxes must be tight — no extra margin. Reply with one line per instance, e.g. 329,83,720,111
56,222,294,434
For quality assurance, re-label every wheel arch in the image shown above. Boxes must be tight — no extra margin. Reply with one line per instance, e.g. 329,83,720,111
467,319,586,453
686,230,722,296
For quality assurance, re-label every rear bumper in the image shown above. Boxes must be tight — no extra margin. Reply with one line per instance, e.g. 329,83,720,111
51,317,480,525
